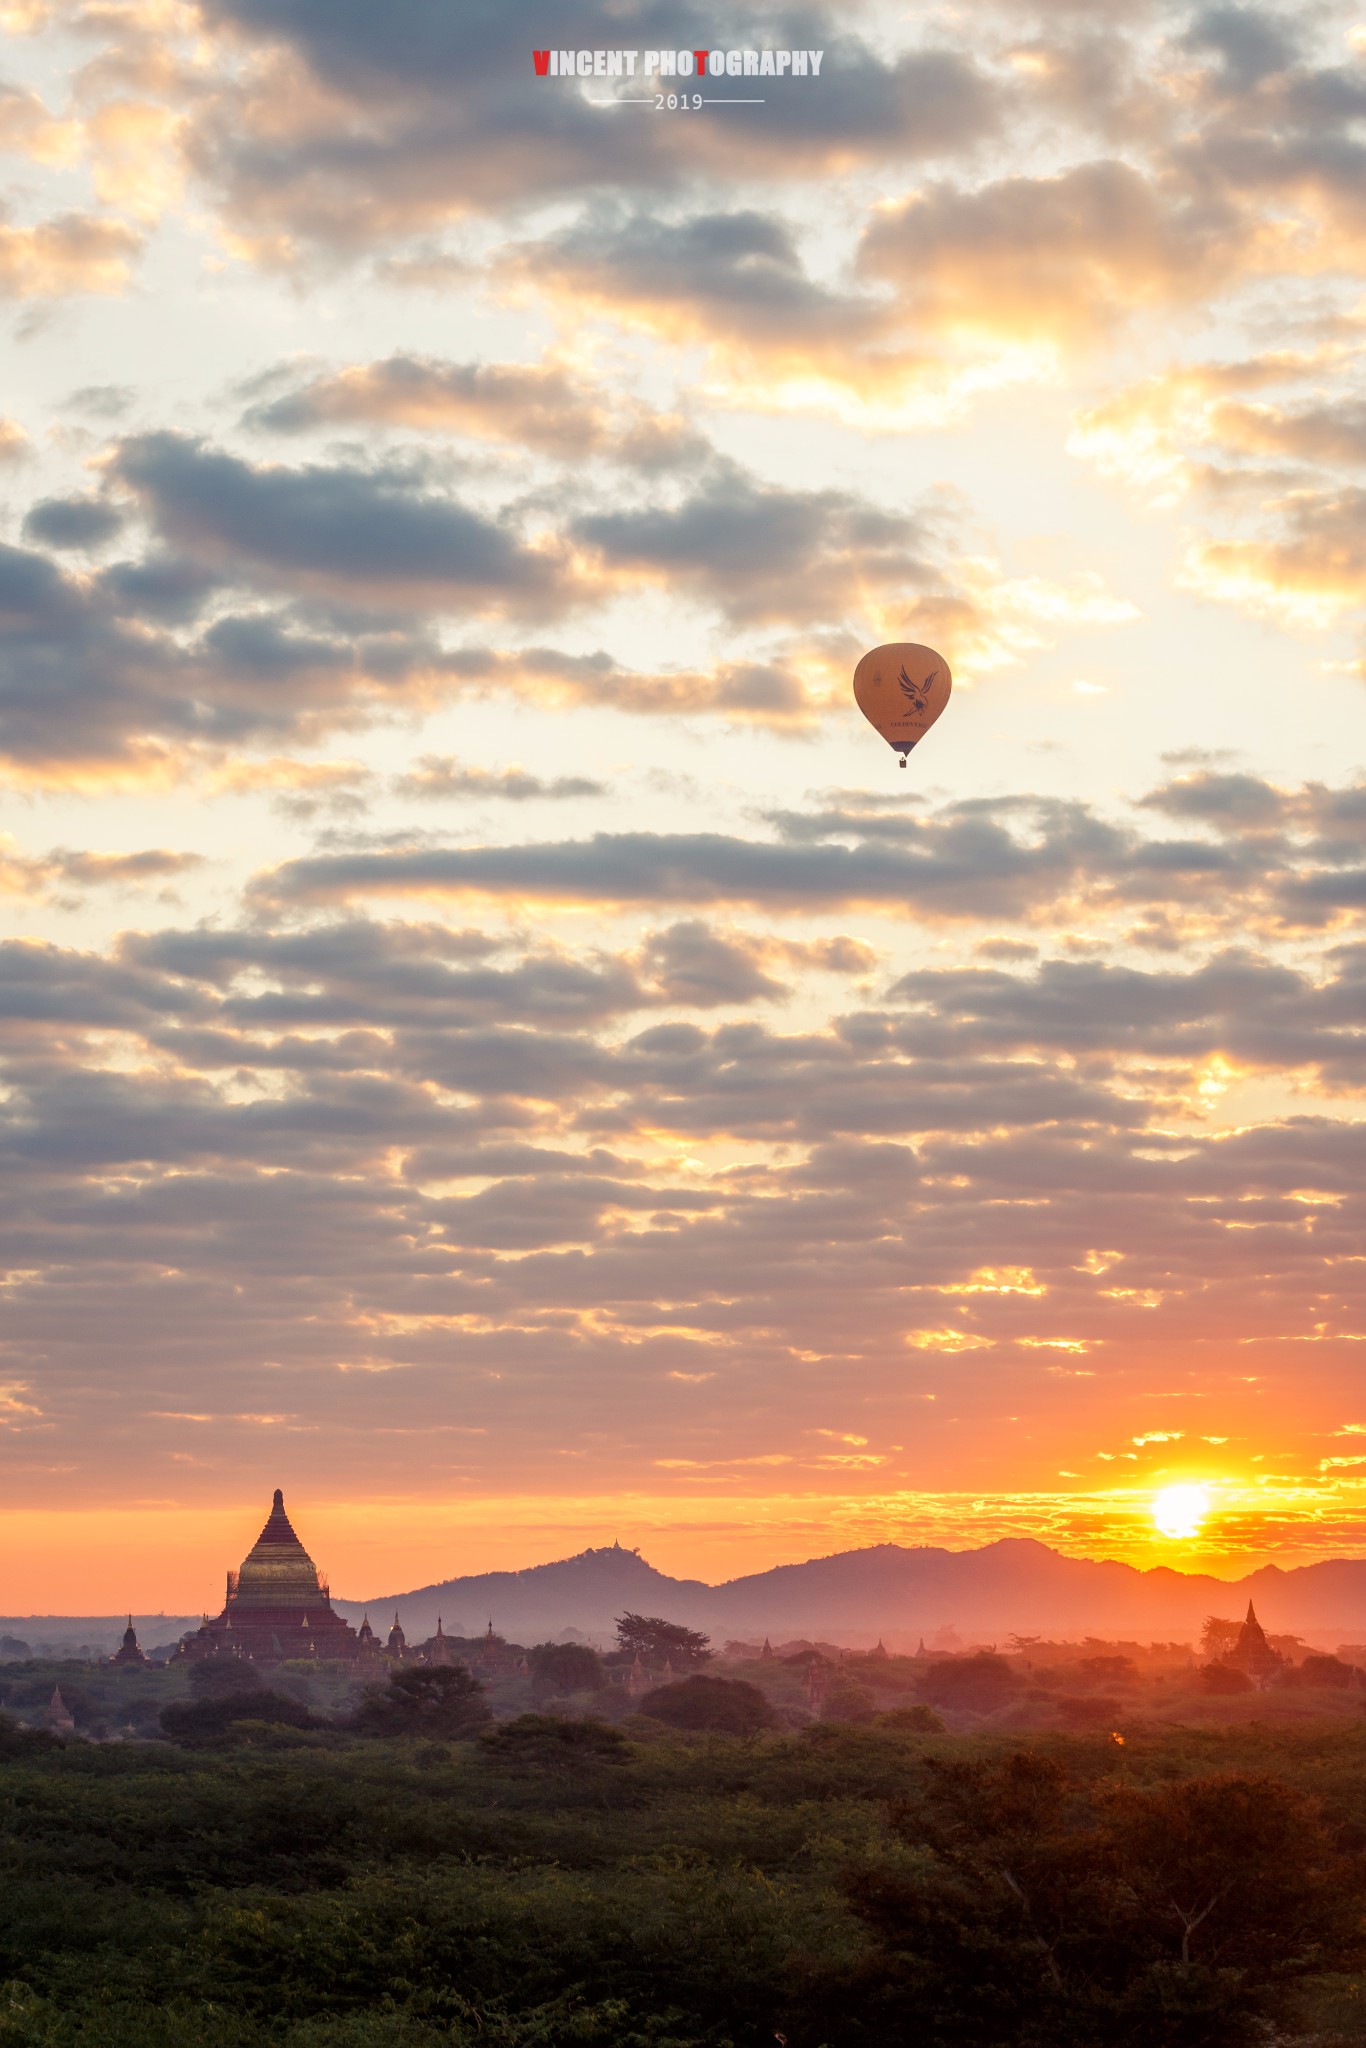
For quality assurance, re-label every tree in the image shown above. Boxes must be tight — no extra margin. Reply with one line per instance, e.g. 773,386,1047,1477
1200,1616,1241,1658
353,1663,491,1738
1199,1663,1252,1695
918,1653,1018,1713
529,1641,608,1697
160,1690,314,1743
482,1713,630,1769
846,1752,1354,2046
877,1703,946,1734
1077,1655,1135,1685
1107,1771,1348,1972
821,1676,877,1725
1299,1653,1352,1689
639,1675,776,1734
188,1656,275,1695
614,1613,712,1667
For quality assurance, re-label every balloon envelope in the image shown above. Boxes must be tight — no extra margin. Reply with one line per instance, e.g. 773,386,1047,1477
853,642,952,761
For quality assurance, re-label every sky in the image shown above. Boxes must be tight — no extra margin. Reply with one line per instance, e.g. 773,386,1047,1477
2,0,1366,1613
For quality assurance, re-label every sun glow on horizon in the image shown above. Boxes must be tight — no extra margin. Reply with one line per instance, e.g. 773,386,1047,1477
1153,1484,1211,1541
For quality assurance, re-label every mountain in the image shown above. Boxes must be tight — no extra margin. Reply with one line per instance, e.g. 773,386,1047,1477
331,1538,1366,1650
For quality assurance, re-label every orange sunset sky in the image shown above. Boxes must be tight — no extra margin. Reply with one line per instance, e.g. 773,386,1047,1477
2,0,1366,1614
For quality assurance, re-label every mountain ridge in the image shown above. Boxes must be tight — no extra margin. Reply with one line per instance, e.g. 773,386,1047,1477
330,1538,1366,1649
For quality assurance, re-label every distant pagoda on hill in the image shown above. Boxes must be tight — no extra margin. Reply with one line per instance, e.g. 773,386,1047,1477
179,1489,360,1665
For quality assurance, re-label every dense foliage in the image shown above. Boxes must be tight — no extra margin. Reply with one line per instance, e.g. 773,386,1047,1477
614,1615,713,1668
3,1683,1366,2045
638,1675,777,1735
529,1642,609,1698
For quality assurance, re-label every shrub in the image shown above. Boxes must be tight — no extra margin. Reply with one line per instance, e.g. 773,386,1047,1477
640,1675,777,1735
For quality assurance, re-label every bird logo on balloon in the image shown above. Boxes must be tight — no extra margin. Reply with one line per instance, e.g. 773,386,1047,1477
898,664,936,712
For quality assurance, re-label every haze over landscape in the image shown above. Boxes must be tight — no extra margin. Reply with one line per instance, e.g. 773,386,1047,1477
2,0,1366,1620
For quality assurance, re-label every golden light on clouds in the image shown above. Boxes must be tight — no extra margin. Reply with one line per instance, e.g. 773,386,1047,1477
0,0,1364,1608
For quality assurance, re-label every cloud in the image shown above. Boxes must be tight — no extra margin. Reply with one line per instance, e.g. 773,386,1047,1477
0,210,141,296
0,415,1137,778
638,920,786,1007
2,857,1363,1501
247,352,708,469
0,837,206,900
110,431,579,614
570,459,936,624
504,209,898,381
22,495,126,549
181,1,1001,260
859,160,1242,351
1068,343,1366,645
245,778,1366,945
1185,485,1366,631
8,0,1366,1526
393,756,604,802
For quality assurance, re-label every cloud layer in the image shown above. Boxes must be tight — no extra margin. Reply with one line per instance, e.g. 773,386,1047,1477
1,0,1365,1597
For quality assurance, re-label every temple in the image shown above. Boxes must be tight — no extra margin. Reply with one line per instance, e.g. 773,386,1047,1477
178,1489,361,1665
1223,1601,1283,1687
109,1617,148,1668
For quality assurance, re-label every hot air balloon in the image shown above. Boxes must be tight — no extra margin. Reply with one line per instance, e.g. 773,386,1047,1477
853,642,951,766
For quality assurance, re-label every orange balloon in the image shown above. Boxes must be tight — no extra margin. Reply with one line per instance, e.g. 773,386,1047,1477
852,642,952,766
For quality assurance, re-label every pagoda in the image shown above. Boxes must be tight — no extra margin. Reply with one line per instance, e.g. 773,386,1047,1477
109,1616,148,1668
1224,1601,1283,1688
178,1489,360,1665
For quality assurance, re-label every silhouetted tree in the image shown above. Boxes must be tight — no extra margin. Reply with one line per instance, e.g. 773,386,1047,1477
614,1613,712,1666
918,1653,1018,1713
353,1663,490,1738
1201,1616,1241,1658
640,1675,775,1734
529,1641,608,1696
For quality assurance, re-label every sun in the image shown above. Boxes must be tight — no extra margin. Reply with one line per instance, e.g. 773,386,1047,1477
1153,1484,1210,1540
